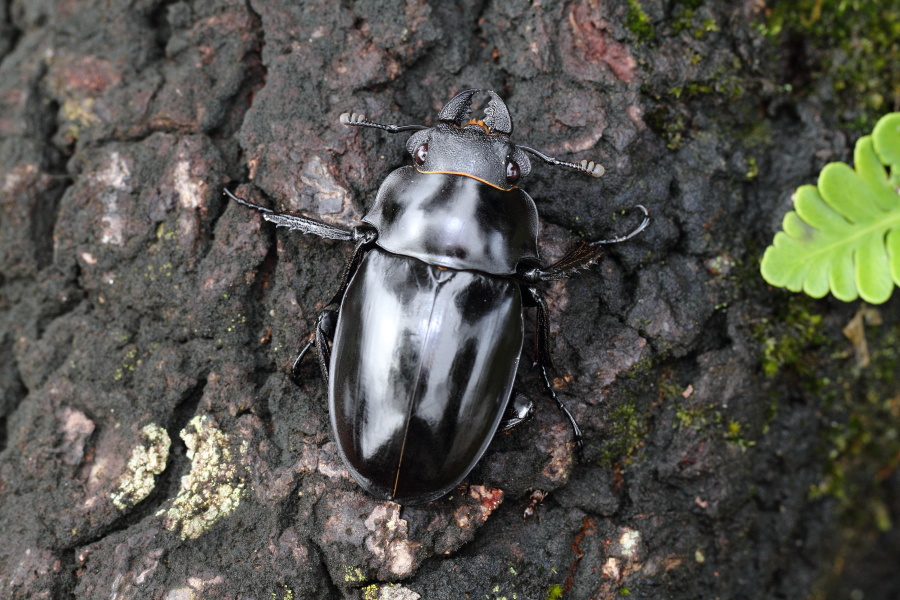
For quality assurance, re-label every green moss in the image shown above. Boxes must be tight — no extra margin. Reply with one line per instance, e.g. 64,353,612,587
754,299,827,378
756,0,900,124
625,0,654,42
597,398,649,467
660,373,757,449
545,585,564,600
343,566,366,583
626,353,656,378
674,401,721,430
272,587,294,600
809,314,900,551
646,60,749,147
745,156,758,179
361,584,378,600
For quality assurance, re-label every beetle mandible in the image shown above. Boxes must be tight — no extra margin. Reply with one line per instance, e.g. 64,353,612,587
227,89,648,505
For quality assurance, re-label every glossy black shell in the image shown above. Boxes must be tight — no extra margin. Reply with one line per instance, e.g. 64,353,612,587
328,90,545,504
363,166,540,275
329,248,523,504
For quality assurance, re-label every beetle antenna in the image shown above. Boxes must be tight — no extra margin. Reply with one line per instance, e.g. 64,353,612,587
517,145,605,178
340,112,428,134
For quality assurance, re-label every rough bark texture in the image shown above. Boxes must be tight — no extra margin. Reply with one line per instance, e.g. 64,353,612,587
0,1,898,599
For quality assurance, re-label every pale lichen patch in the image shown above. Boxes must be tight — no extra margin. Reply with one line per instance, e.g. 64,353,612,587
619,527,642,557
363,503,421,578
57,406,95,465
159,415,246,540
164,574,224,600
173,159,206,210
361,584,422,600
2,163,37,192
95,151,132,245
111,423,171,510
298,155,350,214
171,154,208,245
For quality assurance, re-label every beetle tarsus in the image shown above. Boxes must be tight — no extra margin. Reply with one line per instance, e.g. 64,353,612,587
588,204,650,246
537,363,584,452
291,336,315,385
340,112,428,134
524,287,582,450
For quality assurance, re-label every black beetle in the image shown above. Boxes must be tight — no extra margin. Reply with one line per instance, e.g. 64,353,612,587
227,89,648,505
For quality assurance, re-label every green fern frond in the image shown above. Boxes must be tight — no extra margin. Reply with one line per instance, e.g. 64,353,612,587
761,112,900,304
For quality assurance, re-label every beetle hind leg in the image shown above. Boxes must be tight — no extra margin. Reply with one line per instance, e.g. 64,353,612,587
525,286,584,451
499,392,534,432
536,363,584,451
291,309,338,386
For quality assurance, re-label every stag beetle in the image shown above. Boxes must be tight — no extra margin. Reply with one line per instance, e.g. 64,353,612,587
227,89,648,505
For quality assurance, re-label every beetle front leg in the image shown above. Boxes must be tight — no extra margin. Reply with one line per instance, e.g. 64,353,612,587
519,205,650,283
291,309,338,386
226,187,373,242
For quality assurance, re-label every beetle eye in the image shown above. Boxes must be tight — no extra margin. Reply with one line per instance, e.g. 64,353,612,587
414,143,428,166
506,160,520,183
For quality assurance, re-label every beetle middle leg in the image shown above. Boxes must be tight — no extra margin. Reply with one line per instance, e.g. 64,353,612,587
291,236,376,386
513,205,649,450
292,309,338,385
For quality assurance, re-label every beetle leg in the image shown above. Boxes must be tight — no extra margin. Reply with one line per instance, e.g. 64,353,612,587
295,234,374,381
537,363,583,451
329,228,376,305
519,205,650,283
499,392,534,432
225,188,356,241
291,310,338,385
525,287,584,451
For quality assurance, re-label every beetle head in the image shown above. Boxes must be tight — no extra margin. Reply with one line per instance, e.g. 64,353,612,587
406,89,532,191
